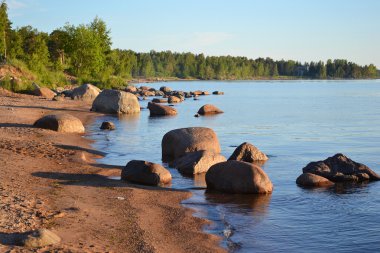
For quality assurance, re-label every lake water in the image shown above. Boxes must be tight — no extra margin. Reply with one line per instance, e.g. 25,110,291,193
87,80,380,252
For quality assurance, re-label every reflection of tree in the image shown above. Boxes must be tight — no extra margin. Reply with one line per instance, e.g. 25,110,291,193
204,192,272,216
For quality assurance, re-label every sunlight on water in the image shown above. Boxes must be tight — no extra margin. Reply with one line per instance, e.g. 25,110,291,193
87,80,380,253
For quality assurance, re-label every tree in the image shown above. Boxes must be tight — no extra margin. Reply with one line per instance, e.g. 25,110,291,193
0,0,10,61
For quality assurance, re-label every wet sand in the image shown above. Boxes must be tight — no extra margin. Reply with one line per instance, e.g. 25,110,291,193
0,88,224,253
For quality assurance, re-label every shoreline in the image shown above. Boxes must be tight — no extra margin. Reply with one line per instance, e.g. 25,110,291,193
0,89,224,252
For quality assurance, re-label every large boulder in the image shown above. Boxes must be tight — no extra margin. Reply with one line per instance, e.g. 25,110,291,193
162,127,221,162
148,102,177,116
302,153,380,182
296,173,334,187
33,87,56,99
206,160,273,194
121,160,172,186
160,86,172,93
71,83,101,102
34,114,85,133
228,142,268,162
91,89,140,114
198,104,224,115
174,150,226,175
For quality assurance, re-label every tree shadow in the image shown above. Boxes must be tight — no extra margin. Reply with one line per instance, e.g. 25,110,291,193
0,232,26,246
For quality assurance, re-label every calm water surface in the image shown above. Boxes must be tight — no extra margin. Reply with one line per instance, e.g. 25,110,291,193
87,80,380,252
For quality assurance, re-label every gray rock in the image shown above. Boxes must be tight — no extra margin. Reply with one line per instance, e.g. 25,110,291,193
91,89,140,114
34,114,85,133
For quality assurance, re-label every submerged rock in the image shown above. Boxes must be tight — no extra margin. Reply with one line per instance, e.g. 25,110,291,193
174,150,226,175
206,160,273,194
91,89,140,114
302,153,380,182
121,160,172,186
197,104,223,115
228,142,268,162
296,173,334,187
148,102,177,116
34,114,85,133
100,121,115,130
162,127,221,162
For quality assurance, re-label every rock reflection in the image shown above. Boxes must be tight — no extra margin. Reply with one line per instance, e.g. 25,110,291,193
332,181,370,194
204,192,272,215
117,114,140,130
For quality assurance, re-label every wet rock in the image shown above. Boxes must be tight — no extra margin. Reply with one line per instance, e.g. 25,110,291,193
160,86,172,93
162,127,221,162
121,160,172,185
20,229,61,248
168,95,181,103
91,89,140,114
228,142,268,162
34,114,85,133
148,102,177,116
152,98,167,103
296,173,334,187
174,150,226,175
206,160,273,194
302,153,380,182
197,104,224,115
100,121,115,130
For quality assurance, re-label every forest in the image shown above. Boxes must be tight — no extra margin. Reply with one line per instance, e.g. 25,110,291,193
0,1,378,91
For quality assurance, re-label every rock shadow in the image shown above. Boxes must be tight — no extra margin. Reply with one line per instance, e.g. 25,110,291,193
54,144,107,156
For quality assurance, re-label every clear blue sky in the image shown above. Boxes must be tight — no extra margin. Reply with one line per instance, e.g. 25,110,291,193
7,0,380,67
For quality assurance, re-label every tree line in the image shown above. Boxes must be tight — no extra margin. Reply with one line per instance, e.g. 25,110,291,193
0,0,378,90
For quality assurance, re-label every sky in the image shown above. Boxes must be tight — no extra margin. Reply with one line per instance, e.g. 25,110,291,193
6,0,380,67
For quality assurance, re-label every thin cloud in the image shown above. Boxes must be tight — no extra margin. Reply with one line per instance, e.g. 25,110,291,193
7,0,27,10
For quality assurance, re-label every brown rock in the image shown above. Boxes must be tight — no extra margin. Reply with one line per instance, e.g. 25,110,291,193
100,121,115,130
206,160,273,194
162,127,221,162
21,229,61,248
33,87,56,99
34,114,85,133
160,86,172,93
125,85,137,93
121,160,172,186
91,89,140,114
174,150,227,175
168,96,181,103
302,153,380,182
148,102,177,116
296,173,334,187
152,98,168,103
228,142,268,162
213,91,224,95
197,104,224,115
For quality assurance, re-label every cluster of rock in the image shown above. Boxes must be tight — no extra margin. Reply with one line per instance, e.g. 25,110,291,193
296,153,380,187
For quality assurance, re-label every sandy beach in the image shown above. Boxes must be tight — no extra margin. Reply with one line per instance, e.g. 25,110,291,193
0,88,224,253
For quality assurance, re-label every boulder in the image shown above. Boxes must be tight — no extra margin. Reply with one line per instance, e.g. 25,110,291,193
139,86,150,91
121,160,172,186
154,90,165,96
33,87,56,99
125,85,137,93
192,90,203,96
91,89,140,114
202,91,210,95
198,104,224,115
302,153,380,182
21,229,61,248
34,114,85,133
168,95,181,103
228,142,268,162
174,150,226,175
160,86,172,93
213,91,224,95
296,173,334,187
206,160,273,194
71,83,101,102
140,90,155,97
148,102,177,116
152,98,167,103
53,95,65,101
100,121,115,130
162,127,221,162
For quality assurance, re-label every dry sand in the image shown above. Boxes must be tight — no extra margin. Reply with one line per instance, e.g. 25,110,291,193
0,88,224,253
